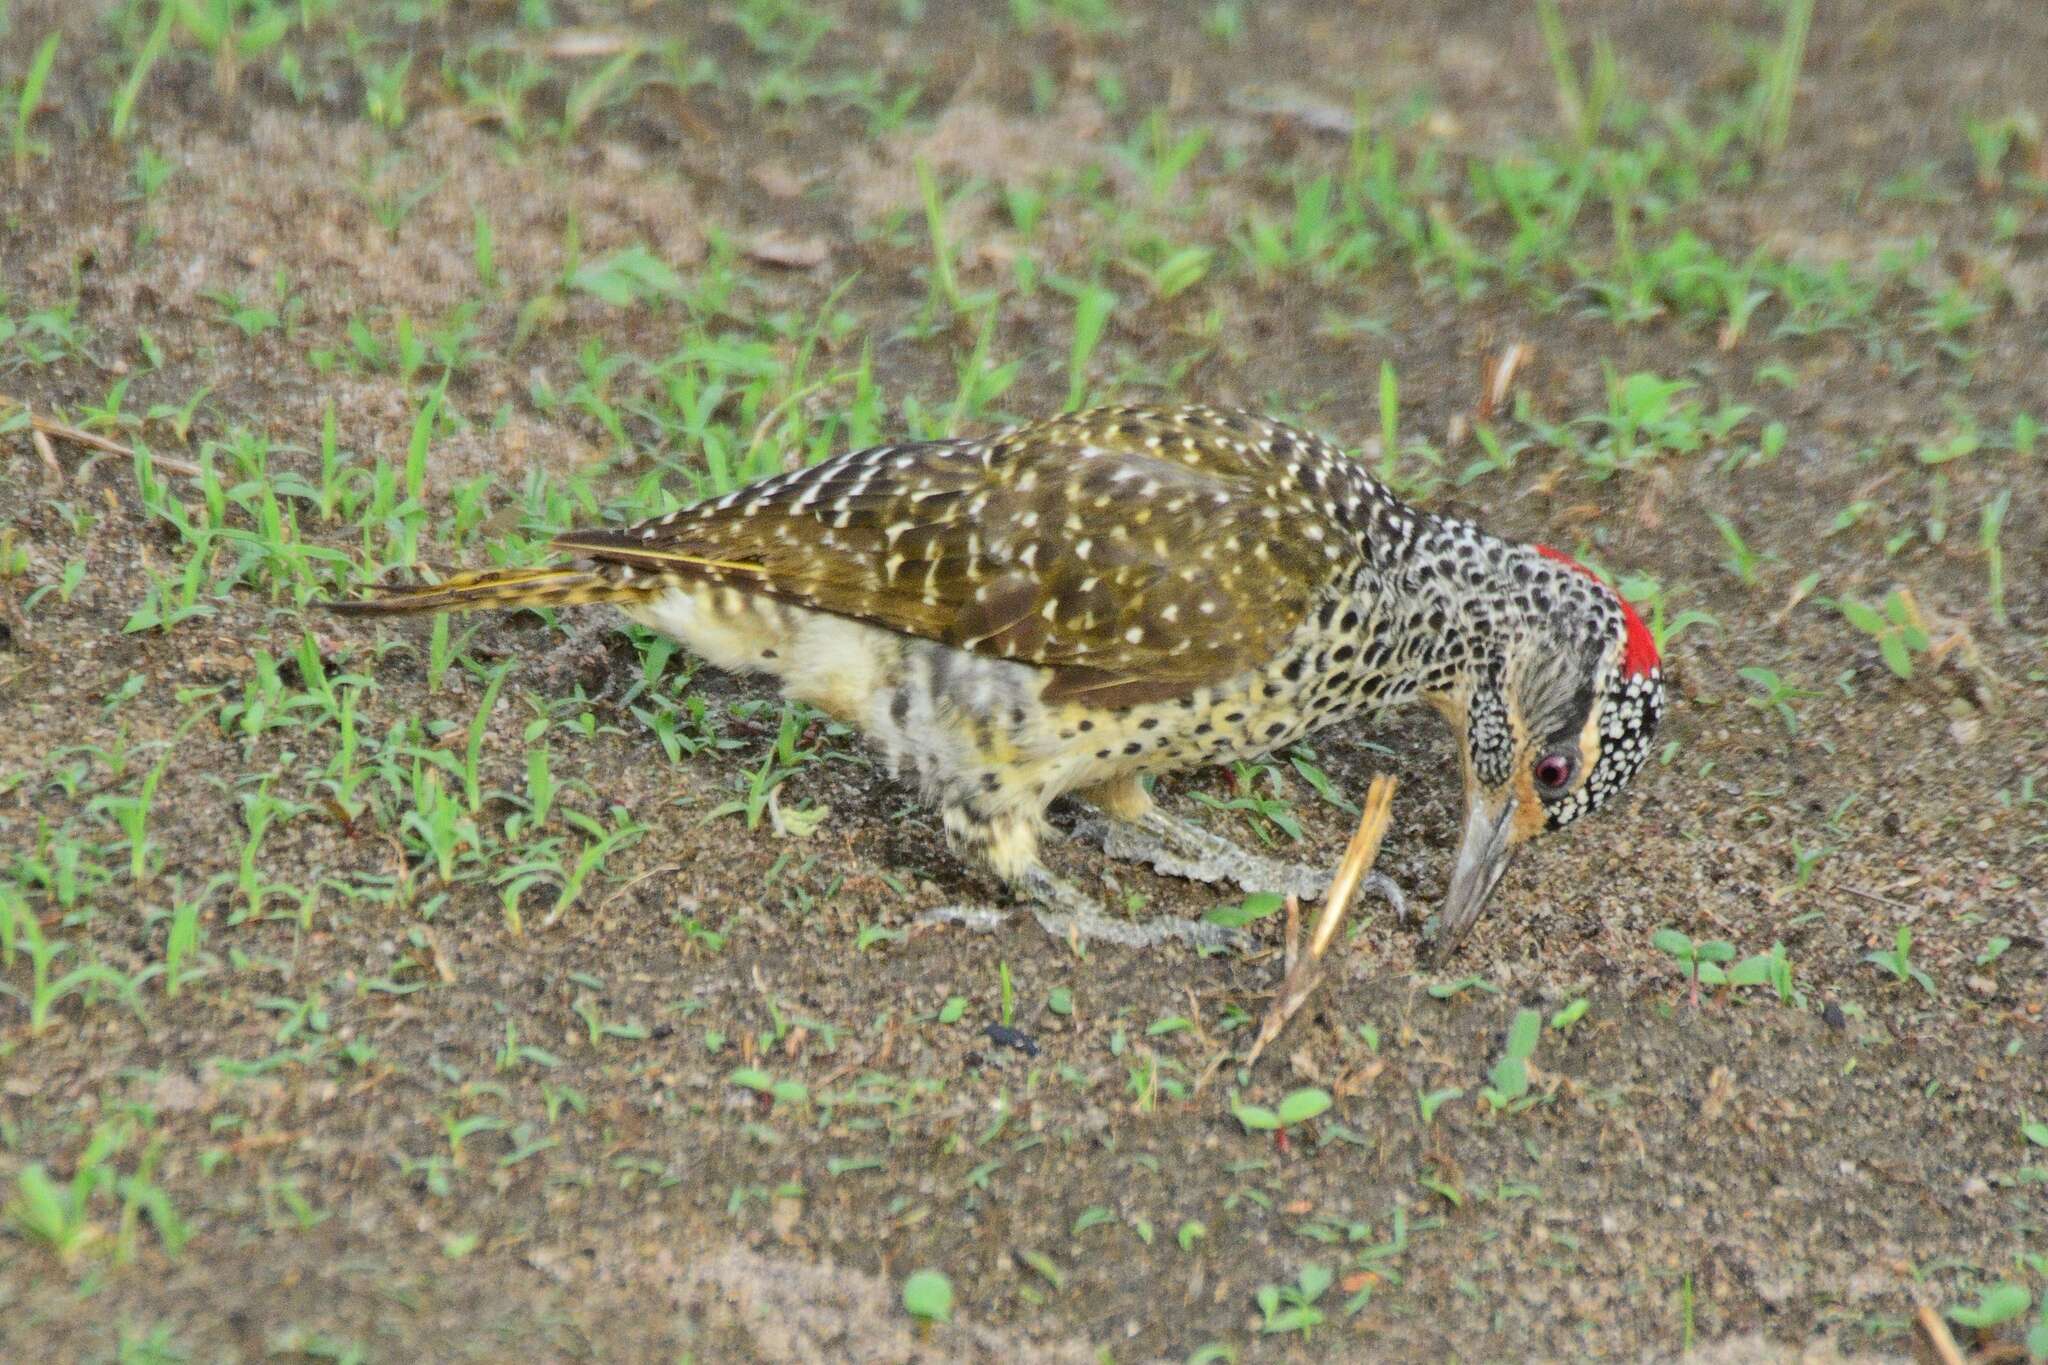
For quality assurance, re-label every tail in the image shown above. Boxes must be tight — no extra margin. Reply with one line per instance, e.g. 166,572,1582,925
321,565,653,617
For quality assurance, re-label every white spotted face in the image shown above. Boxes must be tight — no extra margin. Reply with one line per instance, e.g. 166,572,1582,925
1434,545,1665,948
1522,547,1664,834
1543,658,1662,831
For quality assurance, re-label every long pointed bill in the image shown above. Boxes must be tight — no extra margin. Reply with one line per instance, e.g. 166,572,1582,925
1435,791,1518,953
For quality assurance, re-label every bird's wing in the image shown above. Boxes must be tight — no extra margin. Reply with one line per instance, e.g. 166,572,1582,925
552,408,1342,706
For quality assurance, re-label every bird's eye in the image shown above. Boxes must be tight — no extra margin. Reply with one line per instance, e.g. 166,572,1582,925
1534,753,1574,791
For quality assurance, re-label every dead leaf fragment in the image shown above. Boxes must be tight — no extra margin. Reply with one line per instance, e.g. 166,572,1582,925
745,231,829,270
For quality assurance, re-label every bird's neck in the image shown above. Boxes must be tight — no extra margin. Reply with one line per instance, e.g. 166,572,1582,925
1335,503,1528,719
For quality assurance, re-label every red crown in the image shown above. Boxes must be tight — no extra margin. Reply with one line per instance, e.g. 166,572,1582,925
1535,544,1660,679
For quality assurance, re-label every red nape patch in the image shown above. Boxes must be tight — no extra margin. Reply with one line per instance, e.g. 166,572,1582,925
1536,544,1660,678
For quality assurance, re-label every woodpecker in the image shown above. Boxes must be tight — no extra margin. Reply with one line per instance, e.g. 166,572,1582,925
327,406,1663,953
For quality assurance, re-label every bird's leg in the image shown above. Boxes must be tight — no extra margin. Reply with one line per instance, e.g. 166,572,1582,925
1073,775,1409,919
916,796,1247,950
1071,775,1324,898
1025,864,1247,949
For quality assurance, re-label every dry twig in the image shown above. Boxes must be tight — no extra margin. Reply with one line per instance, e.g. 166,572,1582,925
1913,1303,1965,1365
1476,341,1528,422
30,426,60,482
1243,775,1397,1068
2,394,203,477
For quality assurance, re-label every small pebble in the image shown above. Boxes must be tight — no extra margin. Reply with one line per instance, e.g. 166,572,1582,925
983,1023,1040,1056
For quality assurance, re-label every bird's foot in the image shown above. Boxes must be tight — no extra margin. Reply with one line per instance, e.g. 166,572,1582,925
1076,808,1328,902
915,864,1250,952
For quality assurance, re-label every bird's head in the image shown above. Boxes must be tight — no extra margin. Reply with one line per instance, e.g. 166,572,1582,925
1430,543,1663,950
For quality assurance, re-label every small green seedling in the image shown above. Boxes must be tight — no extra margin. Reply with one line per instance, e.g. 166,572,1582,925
1785,841,1833,891
1065,285,1115,411
1653,928,1736,999
902,1268,954,1324
1863,925,1934,994
3,1119,132,1261
1837,591,1931,679
1425,974,1501,1000
1255,1262,1332,1338
1725,942,1800,1006
1481,1008,1543,1112
1737,667,1820,735
1979,489,2011,627
1614,573,1721,657
1709,513,1765,585
1232,1087,1332,1134
1204,891,1286,930
728,1067,809,1107
1377,360,1400,483
1417,1086,1465,1126
1946,1282,2031,1331
1963,108,2043,191
5,1162,100,1260
2011,412,2041,456
10,33,60,183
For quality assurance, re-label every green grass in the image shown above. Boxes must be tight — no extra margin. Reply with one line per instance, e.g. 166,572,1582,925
9,30,58,183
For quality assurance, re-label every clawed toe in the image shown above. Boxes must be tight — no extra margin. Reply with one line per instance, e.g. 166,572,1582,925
1360,871,1410,922
1070,817,1113,849
1071,797,1423,940
1075,811,1325,902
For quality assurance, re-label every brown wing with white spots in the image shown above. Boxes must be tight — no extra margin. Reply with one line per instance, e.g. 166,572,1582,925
552,406,1352,706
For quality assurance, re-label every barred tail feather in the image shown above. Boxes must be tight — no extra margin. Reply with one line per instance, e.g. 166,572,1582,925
321,565,650,617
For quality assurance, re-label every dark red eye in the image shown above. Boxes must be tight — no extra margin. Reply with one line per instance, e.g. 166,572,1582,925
1534,753,1574,790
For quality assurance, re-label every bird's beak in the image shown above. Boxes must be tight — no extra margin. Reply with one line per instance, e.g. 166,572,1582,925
1435,789,1517,953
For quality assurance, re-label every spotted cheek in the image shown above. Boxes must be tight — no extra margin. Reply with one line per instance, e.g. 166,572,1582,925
1533,706,1603,831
